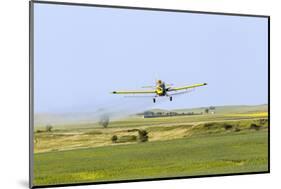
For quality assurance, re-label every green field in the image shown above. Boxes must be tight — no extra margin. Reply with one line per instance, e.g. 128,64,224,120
33,105,269,186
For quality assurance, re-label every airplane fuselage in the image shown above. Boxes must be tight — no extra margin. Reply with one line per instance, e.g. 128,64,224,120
155,80,167,96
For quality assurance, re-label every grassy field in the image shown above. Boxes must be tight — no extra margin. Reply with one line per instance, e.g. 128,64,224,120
33,106,269,186
34,130,268,185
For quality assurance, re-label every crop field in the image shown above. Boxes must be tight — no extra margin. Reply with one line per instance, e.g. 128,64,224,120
33,106,269,186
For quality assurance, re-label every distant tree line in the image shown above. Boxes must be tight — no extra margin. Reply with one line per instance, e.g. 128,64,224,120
143,111,202,118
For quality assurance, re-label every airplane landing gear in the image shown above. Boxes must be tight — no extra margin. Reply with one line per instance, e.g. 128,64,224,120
169,96,173,101
153,98,156,103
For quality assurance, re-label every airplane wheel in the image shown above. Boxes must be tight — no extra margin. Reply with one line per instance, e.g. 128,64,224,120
153,98,156,103
170,96,172,101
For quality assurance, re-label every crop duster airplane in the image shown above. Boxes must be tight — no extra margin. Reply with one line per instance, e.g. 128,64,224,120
112,80,207,103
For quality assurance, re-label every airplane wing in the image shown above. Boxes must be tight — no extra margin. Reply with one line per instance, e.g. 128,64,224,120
112,90,155,94
124,95,156,98
170,90,193,96
168,83,207,92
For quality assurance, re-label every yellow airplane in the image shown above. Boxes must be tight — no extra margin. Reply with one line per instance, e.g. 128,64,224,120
112,80,207,103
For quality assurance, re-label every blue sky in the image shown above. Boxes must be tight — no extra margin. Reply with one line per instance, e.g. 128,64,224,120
34,3,268,113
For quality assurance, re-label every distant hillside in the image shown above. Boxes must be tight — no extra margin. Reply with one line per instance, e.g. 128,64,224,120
144,104,268,114
35,104,268,127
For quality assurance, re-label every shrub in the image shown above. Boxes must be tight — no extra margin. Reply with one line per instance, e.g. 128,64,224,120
223,124,233,130
111,135,118,143
204,123,216,129
234,128,241,132
46,125,53,132
259,119,268,125
99,115,109,128
250,123,261,131
138,130,149,142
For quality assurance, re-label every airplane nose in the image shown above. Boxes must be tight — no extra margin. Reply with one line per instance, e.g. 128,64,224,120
203,83,207,85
